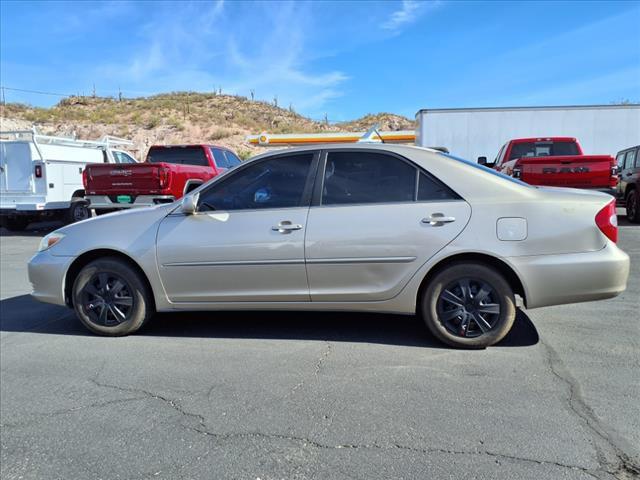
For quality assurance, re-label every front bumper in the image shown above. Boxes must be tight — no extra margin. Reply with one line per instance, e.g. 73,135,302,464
28,250,74,306
86,195,175,209
509,241,630,309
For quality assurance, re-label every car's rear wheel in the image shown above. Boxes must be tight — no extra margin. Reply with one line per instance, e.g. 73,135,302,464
421,263,516,348
72,257,153,336
65,199,90,224
626,189,640,224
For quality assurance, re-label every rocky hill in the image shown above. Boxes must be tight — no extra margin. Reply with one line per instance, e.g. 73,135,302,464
0,92,415,160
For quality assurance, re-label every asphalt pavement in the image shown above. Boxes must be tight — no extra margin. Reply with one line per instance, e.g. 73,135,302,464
0,216,638,480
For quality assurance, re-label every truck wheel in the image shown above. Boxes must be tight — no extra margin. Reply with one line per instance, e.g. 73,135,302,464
1,217,30,231
626,189,640,224
65,199,90,224
420,263,516,349
72,257,153,336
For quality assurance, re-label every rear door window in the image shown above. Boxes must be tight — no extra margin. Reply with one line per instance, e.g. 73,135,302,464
211,148,229,168
224,151,242,167
148,147,208,166
418,172,460,201
624,150,636,170
322,151,416,205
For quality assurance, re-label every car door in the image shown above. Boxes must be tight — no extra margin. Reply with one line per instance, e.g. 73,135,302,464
621,148,638,197
156,151,318,303
616,151,627,197
304,149,471,302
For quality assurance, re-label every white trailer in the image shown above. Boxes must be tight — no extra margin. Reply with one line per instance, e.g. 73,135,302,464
415,104,640,163
0,128,136,231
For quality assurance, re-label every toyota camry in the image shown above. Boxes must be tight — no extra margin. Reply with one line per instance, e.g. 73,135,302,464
28,144,630,348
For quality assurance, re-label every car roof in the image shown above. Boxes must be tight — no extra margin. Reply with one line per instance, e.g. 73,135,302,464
248,143,441,161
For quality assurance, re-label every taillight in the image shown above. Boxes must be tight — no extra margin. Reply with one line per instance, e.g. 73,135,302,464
595,199,618,243
82,168,88,188
610,164,619,188
34,165,42,178
158,167,171,189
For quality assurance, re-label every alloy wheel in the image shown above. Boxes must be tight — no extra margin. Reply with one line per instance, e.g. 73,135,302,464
437,278,501,338
81,272,134,326
73,204,90,222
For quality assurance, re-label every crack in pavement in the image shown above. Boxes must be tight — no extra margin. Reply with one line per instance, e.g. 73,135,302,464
179,424,603,478
87,370,609,479
0,396,147,429
541,339,640,479
287,340,333,398
88,377,209,432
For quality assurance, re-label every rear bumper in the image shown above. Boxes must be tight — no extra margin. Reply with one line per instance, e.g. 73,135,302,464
0,201,69,216
509,241,630,309
86,195,175,209
28,250,73,306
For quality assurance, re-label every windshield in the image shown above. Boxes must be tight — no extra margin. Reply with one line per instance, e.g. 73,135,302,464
147,147,208,166
438,152,531,187
508,141,579,160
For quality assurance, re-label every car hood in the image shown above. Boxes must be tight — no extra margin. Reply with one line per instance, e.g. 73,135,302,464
49,203,176,257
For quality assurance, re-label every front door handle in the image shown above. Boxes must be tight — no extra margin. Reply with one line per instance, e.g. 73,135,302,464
272,221,303,234
422,213,456,226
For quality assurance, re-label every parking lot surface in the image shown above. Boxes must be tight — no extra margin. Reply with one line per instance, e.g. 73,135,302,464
1,217,638,480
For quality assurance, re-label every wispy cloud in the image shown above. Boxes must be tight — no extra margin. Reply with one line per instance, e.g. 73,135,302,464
382,0,439,32
93,0,348,115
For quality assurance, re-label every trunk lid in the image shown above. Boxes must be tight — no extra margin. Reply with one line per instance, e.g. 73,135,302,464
518,155,614,188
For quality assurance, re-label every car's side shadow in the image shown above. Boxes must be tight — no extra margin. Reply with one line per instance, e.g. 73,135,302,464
0,294,539,348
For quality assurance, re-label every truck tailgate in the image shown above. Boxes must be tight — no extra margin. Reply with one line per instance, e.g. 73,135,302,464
85,163,165,194
519,155,614,188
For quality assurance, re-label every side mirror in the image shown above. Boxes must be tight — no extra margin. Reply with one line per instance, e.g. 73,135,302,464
181,193,198,215
477,156,487,165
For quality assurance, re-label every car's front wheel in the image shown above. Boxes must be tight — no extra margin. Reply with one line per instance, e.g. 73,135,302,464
72,257,153,336
421,263,516,348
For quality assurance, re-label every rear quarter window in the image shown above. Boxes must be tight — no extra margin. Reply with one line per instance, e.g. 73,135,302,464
440,152,531,187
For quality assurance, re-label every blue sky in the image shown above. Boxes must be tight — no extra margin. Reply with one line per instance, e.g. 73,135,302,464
1,0,639,121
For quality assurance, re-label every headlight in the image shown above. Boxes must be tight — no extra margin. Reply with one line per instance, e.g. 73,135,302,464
38,232,65,252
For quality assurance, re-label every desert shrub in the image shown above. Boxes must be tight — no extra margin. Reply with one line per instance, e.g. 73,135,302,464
145,115,160,129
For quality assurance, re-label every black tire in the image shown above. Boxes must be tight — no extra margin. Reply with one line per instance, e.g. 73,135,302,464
64,199,90,224
1,217,30,231
420,263,516,348
72,257,153,336
626,189,640,224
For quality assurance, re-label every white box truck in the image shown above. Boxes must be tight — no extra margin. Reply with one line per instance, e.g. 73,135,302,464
415,104,640,163
0,128,136,231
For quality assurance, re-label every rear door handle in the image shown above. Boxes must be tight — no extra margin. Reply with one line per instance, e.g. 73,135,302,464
422,213,456,226
272,221,303,234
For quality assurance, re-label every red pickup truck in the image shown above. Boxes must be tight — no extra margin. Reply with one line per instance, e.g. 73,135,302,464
84,144,241,212
482,137,617,192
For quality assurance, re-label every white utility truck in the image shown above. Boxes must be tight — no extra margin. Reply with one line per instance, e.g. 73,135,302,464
415,104,640,162
0,128,136,231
